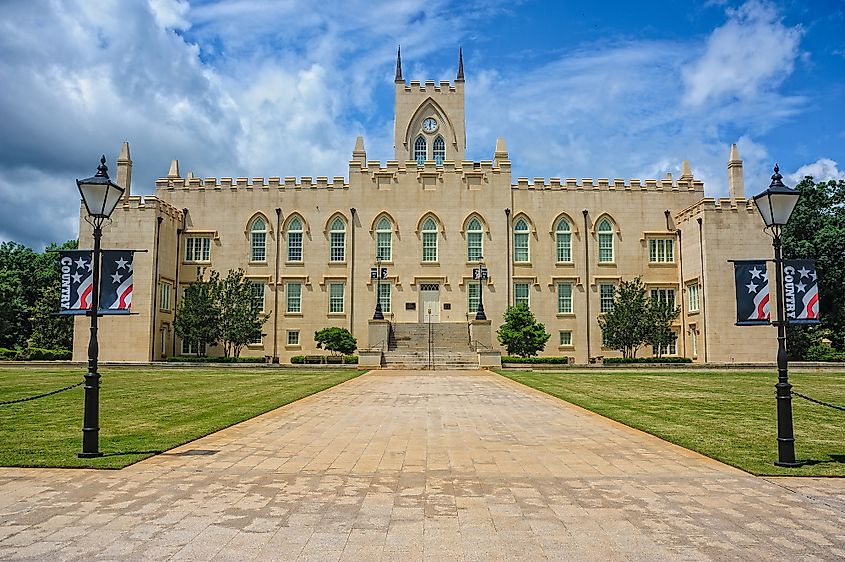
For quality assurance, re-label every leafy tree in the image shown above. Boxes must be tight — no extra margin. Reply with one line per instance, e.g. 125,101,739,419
314,327,357,355
781,176,845,358
174,271,220,356
598,277,651,358
216,269,270,358
0,270,27,348
496,303,550,357
645,299,681,358
28,240,77,350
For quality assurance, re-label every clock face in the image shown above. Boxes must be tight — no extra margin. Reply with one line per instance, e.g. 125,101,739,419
422,117,438,133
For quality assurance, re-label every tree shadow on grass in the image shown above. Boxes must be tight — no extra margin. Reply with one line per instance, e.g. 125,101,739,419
99,450,163,458
796,454,845,467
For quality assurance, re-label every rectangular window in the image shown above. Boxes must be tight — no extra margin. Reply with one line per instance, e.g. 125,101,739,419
688,283,700,312
378,283,391,313
557,233,572,263
251,282,265,312
559,331,572,346
648,238,675,263
467,232,483,261
691,328,698,356
650,288,676,309
159,282,172,311
288,232,303,261
330,233,345,262
514,282,530,307
514,233,529,262
287,330,300,346
653,332,678,356
251,232,266,262
468,282,480,313
422,232,438,262
181,340,206,355
185,236,211,262
599,283,615,313
598,233,613,263
377,232,392,261
286,282,302,313
557,283,573,314
329,282,345,313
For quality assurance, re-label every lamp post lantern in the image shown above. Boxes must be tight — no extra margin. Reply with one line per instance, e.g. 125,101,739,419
753,163,801,468
76,155,124,458
373,257,384,320
475,257,487,321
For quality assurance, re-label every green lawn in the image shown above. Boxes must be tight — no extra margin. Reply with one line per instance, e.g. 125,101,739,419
0,365,365,469
497,369,845,476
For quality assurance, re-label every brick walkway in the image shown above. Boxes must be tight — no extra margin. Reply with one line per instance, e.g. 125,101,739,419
0,370,842,561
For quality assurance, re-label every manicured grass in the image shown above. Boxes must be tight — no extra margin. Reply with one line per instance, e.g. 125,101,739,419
0,365,365,469
497,369,845,476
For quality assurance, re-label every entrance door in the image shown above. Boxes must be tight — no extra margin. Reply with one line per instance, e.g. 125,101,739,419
419,283,440,323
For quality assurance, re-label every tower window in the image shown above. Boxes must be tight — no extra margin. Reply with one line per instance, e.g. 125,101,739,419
414,136,427,166
433,136,445,166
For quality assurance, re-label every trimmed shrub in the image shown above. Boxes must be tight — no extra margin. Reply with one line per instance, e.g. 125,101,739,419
5,347,73,361
805,343,845,362
165,355,264,363
0,348,17,360
502,356,569,364
291,355,305,364
344,355,358,364
603,356,693,364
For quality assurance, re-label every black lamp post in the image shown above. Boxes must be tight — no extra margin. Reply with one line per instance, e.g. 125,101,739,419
76,155,125,458
373,257,384,320
475,257,487,321
753,163,801,468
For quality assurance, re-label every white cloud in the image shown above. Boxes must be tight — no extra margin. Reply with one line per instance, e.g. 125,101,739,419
787,158,845,184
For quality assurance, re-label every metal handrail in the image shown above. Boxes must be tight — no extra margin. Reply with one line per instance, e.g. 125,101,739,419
469,340,492,351
363,339,387,352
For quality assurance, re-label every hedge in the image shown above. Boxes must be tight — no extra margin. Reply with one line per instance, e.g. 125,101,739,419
290,355,358,365
0,347,72,361
165,355,266,363
502,356,569,364
603,356,693,364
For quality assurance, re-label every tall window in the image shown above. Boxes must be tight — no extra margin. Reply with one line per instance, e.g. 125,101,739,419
653,332,678,356
650,288,676,309
330,217,346,262
688,283,700,312
378,283,391,313
185,236,211,262
467,218,483,261
599,283,615,313
250,217,267,262
422,217,438,262
376,217,392,261
598,219,614,263
159,281,172,312
414,136,427,165
329,282,345,313
251,282,265,312
557,283,573,314
648,238,674,263
287,217,303,262
468,282,480,313
691,328,698,356
513,218,529,262
556,218,572,263
433,135,445,165
514,282,530,307
286,282,302,313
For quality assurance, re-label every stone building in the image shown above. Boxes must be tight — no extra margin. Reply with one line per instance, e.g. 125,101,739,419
73,51,775,365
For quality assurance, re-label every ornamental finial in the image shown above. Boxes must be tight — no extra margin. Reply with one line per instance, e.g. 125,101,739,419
96,155,109,178
770,163,784,187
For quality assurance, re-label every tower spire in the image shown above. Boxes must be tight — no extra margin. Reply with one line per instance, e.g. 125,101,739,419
394,45,403,83
456,47,464,82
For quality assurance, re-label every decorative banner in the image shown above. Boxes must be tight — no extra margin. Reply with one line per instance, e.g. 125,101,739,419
784,259,820,324
98,250,134,314
58,250,94,315
734,260,771,325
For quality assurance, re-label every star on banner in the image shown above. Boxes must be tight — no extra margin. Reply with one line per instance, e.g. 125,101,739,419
797,267,811,278
111,272,123,284
749,266,763,279
75,257,87,270
796,282,807,293
71,272,82,283
115,257,129,270
746,282,758,293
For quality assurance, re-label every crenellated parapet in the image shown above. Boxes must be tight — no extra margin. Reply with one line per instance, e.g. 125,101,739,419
347,158,510,189
673,197,755,223
400,79,462,94
155,176,349,191
512,176,705,192
120,195,184,220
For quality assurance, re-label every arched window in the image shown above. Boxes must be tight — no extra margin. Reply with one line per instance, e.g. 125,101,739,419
250,216,267,262
555,218,572,263
598,218,614,263
421,217,438,262
433,136,445,166
287,217,303,262
467,217,483,261
414,136,427,166
513,218,529,263
330,217,346,262
376,217,392,261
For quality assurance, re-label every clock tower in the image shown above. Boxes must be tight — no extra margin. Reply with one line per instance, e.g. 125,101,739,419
393,47,466,164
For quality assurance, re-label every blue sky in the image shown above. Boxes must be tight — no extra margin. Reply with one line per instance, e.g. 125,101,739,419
0,0,843,249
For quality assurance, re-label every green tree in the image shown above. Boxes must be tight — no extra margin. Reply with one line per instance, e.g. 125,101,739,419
598,277,650,358
645,299,681,358
216,269,270,358
0,270,27,348
28,240,78,350
174,271,220,356
314,327,357,355
781,176,845,357
496,303,550,357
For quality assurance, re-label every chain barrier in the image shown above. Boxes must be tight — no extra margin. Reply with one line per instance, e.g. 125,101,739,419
793,391,845,412
0,381,83,406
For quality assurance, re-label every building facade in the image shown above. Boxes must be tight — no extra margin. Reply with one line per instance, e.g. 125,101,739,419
74,51,775,364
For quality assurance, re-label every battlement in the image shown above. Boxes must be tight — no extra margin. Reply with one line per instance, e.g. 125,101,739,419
120,195,184,220
674,197,755,223
348,158,510,177
155,176,350,191
400,79,461,93
511,177,705,192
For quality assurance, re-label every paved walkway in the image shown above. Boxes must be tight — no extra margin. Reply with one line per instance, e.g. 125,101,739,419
0,370,842,561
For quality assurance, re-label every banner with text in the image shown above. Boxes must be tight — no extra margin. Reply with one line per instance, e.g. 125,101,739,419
58,250,94,315
784,259,820,324
734,260,771,325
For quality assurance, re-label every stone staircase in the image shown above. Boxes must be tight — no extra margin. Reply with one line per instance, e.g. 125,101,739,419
383,323,478,369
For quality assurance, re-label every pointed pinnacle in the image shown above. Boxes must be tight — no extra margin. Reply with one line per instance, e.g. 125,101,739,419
456,47,464,81
395,45,403,82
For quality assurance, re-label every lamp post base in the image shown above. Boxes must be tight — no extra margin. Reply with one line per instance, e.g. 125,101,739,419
774,460,802,468
77,452,104,459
